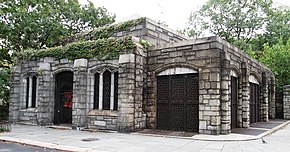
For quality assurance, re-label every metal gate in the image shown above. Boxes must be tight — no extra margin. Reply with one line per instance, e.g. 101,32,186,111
157,74,199,132
250,83,260,123
54,71,73,124
231,76,238,128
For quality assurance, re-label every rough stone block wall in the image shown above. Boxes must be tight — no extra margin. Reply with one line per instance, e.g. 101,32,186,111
11,60,40,125
117,54,137,132
19,109,37,124
241,63,250,128
72,59,88,127
146,36,275,135
85,59,119,130
147,37,223,135
133,51,146,131
219,37,274,127
269,78,276,119
261,72,269,121
87,111,118,130
113,18,188,57
37,57,55,124
9,66,21,122
220,53,230,134
117,47,146,132
284,85,290,119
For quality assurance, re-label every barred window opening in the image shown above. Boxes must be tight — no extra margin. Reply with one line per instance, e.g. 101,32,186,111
32,76,37,108
26,77,30,108
113,72,118,110
93,70,118,111
94,73,100,109
103,70,111,110
25,76,37,108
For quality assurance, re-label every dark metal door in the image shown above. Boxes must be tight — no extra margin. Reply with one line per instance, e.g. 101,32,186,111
250,83,260,123
231,76,238,129
54,71,73,124
157,74,199,132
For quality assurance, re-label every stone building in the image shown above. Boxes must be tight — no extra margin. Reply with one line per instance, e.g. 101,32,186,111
9,17,275,135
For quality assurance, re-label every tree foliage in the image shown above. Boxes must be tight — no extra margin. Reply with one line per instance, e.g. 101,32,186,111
0,0,115,52
185,0,290,89
248,6,290,52
0,68,10,106
0,0,115,105
185,0,273,49
259,39,290,91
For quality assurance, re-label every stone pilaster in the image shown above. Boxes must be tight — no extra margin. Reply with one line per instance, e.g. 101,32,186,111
72,59,88,128
199,67,221,135
283,85,290,119
261,72,268,121
269,77,276,119
9,66,21,122
134,49,146,131
117,48,145,132
220,58,230,134
237,75,243,127
241,62,250,128
37,57,53,124
117,54,136,132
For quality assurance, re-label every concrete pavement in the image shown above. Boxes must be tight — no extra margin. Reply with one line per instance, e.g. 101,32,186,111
0,141,59,152
0,120,290,152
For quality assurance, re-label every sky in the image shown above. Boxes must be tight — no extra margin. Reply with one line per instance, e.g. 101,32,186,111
79,0,290,30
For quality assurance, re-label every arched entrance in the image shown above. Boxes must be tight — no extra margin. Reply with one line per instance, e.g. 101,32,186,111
54,71,73,124
249,75,260,123
156,67,199,132
230,70,238,129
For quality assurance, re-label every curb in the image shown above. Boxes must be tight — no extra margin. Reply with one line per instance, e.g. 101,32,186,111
0,136,91,152
132,120,290,142
259,120,290,138
0,120,289,151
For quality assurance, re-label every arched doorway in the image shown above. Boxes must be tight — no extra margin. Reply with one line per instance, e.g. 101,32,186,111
156,67,199,132
230,71,238,128
249,75,260,123
54,71,73,124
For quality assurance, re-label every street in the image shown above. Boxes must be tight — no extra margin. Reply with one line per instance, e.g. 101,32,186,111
0,141,59,152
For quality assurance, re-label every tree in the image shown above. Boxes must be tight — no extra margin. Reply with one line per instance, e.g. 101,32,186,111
0,68,10,106
244,5,290,55
185,0,273,50
0,0,115,105
0,0,115,52
259,39,290,91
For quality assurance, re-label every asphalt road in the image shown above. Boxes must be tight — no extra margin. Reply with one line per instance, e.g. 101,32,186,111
0,141,59,152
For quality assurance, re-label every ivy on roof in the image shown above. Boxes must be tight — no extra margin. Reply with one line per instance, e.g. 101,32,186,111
55,17,146,46
16,37,136,60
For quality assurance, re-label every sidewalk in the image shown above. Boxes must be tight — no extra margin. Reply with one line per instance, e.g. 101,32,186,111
0,120,289,152
132,119,290,141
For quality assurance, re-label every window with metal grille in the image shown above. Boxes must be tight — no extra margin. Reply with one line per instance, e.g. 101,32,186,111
25,76,37,108
113,72,118,110
94,73,100,109
26,77,30,108
93,70,118,110
31,76,37,108
102,70,111,110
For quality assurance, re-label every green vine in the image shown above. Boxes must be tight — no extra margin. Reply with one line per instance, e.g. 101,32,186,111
16,37,136,60
139,39,151,48
55,17,146,46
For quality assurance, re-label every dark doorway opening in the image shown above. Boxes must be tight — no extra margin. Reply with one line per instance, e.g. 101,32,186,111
250,83,260,123
156,73,199,132
231,76,238,129
54,71,73,125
